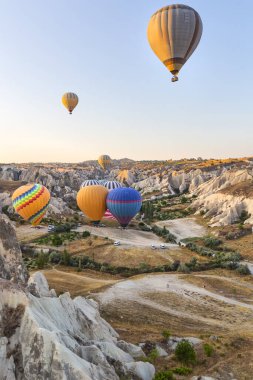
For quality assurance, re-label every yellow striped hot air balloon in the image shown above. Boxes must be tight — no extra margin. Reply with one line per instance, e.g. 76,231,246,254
147,4,203,82
98,155,111,171
12,183,51,226
62,92,79,114
76,185,108,224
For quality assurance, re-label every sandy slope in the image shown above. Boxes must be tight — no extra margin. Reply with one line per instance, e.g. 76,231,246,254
156,217,207,242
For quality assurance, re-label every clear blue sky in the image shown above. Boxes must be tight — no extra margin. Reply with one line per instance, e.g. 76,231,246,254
0,0,252,162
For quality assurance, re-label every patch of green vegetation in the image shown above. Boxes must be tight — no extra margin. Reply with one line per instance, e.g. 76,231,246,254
175,340,196,365
172,366,192,375
152,225,177,243
154,371,174,380
161,329,171,341
35,231,82,246
203,236,222,248
203,343,214,357
236,264,251,275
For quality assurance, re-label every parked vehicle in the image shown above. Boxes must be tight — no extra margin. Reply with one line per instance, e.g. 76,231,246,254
160,244,166,249
114,241,121,246
48,225,55,232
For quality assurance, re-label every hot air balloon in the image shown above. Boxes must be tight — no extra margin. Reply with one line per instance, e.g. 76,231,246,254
12,183,50,226
104,181,123,191
147,4,203,82
103,181,123,220
98,155,111,171
106,187,142,228
81,179,99,188
62,92,79,114
76,185,108,225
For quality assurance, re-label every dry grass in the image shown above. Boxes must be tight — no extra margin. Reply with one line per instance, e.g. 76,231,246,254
41,267,119,296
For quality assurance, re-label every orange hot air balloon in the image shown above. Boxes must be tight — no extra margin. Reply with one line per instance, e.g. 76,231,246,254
12,183,51,226
62,92,79,114
76,185,108,224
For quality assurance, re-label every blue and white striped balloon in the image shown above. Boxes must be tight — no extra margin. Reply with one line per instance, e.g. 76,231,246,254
81,179,99,188
104,181,123,191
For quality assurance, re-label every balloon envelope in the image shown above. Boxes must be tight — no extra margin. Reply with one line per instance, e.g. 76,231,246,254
62,92,79,114
106,187,142,227
76,185,108,223
104,181,122,191
81,179,99,188
12,183,50,226
98,155,111,170
147,4,203,81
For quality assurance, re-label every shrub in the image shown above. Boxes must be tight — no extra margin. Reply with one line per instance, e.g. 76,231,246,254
204,236,222,248
51,235,63,246
173,367,192,375
62,250,71,266
35,252,48,269
49,251,62,264
147,348,159,364
82,231,91,238
175,340,196,365
203,343,214,357
236,264,251,275
154,370,174,380
181,196,187,204
161,329,171,341
177,264,190,274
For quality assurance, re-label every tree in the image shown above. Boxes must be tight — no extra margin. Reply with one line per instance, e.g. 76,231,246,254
62,250,71,266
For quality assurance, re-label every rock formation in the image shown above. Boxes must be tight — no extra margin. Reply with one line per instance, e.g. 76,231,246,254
0,215,155,380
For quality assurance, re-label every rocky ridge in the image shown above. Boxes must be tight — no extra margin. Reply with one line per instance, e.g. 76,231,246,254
0,215,154,380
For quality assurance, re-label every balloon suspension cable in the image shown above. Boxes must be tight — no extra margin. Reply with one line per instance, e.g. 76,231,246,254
171,75,179,83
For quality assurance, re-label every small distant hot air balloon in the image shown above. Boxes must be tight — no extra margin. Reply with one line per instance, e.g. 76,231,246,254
12,183,50,226
76,185,108,225
103,181,123,191
98,155,111,171
81,179,99,188
62,92,79,114
107,187,142,228
147,4,203,82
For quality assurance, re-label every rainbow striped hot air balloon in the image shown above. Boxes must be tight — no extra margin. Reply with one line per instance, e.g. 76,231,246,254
106,187,142,228
12,183,51,226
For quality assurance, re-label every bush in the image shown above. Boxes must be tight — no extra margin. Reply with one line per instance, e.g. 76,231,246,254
35,252,49,269
236,264,251,275
175,340,196,365
204,236,222,248
173,367,192,375
148,348,159,363
82,231,91,238
154,370,174,380
51,235,63,246
49,251,62,264
177,264,190,274
62,250,71,266
161,329,171,341
203,343,214,357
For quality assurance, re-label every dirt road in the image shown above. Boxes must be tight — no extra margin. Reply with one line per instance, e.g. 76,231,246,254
77,225,176,248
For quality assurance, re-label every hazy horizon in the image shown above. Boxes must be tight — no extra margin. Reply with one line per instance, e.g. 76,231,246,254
0,1,252,162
